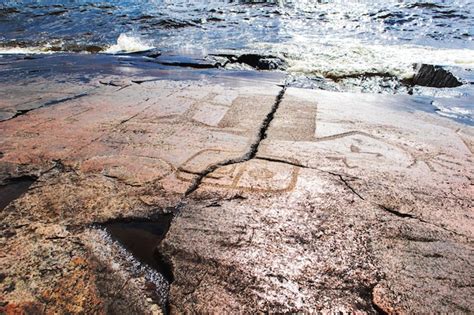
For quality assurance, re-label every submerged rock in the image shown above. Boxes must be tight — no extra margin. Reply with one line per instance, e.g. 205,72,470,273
209,53,287,70
145,50,162,58
154,54,219,69
237,54,286,70
412,64,462,88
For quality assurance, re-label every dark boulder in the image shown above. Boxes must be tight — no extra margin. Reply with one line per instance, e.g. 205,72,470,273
236,54,286,70
412,64,462,88
144,50,162,58
254,57,285,70
208,53,286,70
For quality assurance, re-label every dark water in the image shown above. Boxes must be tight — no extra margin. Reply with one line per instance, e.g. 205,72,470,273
0,176,35,210
104,215,174,281
0,0,473,53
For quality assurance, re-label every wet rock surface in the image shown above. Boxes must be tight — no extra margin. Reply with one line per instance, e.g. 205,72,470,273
412,63,463,88
209,53,287,70
0,70,472,313
153,55,220,69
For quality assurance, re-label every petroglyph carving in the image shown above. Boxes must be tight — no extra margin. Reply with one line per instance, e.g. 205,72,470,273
409,152,466,173
81,155,175,185
178,149,299,192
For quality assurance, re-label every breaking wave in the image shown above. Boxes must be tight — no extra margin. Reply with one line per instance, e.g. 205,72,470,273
432,99,474,125
0,46,53,54
104,34,154,54
254,39,474,80
0,34,154,55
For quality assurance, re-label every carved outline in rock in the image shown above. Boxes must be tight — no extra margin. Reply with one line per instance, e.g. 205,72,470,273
177,148,300,193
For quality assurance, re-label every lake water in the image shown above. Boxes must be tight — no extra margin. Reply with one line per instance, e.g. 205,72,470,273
1,0,473,124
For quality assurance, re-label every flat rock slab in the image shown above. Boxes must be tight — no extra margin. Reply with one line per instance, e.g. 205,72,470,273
0,73,284,314
0,72,472,313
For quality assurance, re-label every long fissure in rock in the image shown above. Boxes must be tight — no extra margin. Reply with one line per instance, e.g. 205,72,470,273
255,156,367,201
98,84,287,312
377,204,468,238
378,204,414,218
256,155,468,238
7,92,89,121
184,85,287,196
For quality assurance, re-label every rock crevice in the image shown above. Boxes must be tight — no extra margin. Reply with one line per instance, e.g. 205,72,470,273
7,92,90,122
184,85,287,196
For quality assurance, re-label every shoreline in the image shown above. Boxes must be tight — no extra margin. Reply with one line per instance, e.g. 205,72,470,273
1,52,472,125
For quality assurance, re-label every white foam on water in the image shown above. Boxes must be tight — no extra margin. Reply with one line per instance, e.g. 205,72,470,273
104,33,154,54
431,99,474,124
0,46,54,54
254,38,474,80
433,101,473,115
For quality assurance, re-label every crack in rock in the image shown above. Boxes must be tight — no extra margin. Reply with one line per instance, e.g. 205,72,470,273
184,85,287,196
6,92,89,121
255,156,308,169
378,205,414,218
255,156,364,200
377,204,468,238
332,173,365,200
253,156,469,239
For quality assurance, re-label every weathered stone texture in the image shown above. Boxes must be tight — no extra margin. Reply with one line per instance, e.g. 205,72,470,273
0,76,472,313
